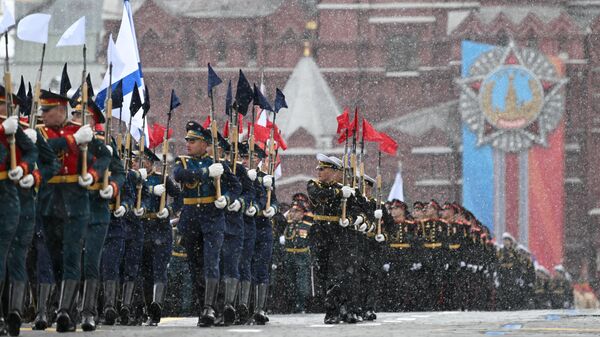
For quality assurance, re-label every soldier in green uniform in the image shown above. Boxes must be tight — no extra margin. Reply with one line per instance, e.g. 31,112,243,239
0,89,40,336
550,265,574,309
37,89,111,332
280,200,312,313
534,265,551,309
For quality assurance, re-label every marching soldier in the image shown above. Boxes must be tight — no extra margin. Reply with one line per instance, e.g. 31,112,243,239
37,89,111,332
173,121,240,327
235,141,266,324
251,146,278,325
550,265,573,309
0,89,39,336
280,200,312,313
307,154,361,324
138,148,181,326
218,135,254,326
497,232,520,310
70,98,125,331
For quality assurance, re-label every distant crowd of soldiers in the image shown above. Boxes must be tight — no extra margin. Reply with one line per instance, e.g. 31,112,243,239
0,64,576,336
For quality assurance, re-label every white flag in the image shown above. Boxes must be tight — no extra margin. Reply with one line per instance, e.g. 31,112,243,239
17,13,51,44
107,33,124,72
0,0,14,34
56,16,86,47
387,164,404,202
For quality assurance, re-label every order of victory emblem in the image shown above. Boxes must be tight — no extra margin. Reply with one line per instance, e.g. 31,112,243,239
457,42,568,153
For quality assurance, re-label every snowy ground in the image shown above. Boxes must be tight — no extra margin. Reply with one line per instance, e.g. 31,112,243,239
18,310,600,336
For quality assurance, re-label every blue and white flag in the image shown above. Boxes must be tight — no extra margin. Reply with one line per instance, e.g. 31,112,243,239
0,0,14,34
96,0,146,141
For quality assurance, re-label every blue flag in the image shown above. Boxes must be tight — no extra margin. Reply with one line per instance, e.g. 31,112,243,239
169,89,181,112
129,82,142,117
235,69,253,116
207,63,222,97
253,83,272,112
225,80,232,116
274,88,287,113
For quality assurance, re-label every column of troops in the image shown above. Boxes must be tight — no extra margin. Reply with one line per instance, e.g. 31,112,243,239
0,67,576,336
0,65,282,335
282,153,574,324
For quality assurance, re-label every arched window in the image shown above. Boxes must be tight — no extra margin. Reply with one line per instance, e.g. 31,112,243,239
526,30,538,49
248,40,257,66
496,29,509,46
184,28,199,63
216,38,227,64
386,34,419,71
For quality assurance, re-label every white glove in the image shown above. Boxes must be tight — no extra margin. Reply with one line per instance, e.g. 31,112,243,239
263,175,273,188
78,173,94,187
444,263,450,271
245,205,257,217
354,215,364,227
271,264,277,270
247,169,257,181
208,163,224,177
383,263,390,273
73,125,93,145
227,199,241,212
358,223,368,232
8,166,24,181
19,174,34,188
138,168,148,181
279,235,285,245
134,207,145,217
460,261,466,268
2,116,18,135
339,218,350,227
152,184,165,197
263,206,275,218
375,234,385,242
374,209,383,219
24,128,37,143
106,144,113,156
341,185,353,198
100,185,114,199
157,208,169,219
114,206,126,218
214,196,227,209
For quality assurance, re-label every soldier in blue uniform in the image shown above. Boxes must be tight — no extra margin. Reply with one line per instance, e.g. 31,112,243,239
37,89,111,332
235,141,266,324
216,134,253,326
173,121,241,327
70,99,126,331
0,89,40,336
251,147,278,325
139,147,182,326
100,145,136,326
119,150,147,325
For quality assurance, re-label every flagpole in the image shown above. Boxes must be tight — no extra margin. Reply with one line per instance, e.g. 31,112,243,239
159,105,173,211
209,87,221,199
248,106,256,171
4,31,16,170
124,109,134,172
29,43,45,129
135,113,147,210
376,150,383,235
351,108,358,189
265,111,276,210
80,43,89,178
341,128,349,222
359,119,365,196
102,62,113,190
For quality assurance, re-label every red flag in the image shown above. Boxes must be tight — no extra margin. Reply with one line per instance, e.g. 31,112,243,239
223,120,230,138
336,107,350,134
337,107,359,144
202,115,211,129
251,122,270,143
379,132,398,156
148,123,173,149
274,129,288,150
224,115,245,139
362,118,383,142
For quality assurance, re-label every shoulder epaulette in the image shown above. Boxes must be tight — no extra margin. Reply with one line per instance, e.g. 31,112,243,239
36,125,48,139
302,221,313,226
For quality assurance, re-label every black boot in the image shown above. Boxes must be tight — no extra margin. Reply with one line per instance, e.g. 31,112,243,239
198,279,219,327
0,281,6,336
55,280,78,333
146,283,166,326
7,282,26,336
253,283,269,325
32,283,52,330
102,281,118,325
324,285,341,325
80,280,99,332
119,282,135,325
235,281,251,325
223,278,238,326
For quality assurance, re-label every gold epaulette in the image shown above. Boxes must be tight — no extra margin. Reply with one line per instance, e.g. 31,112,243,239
36,125,48,140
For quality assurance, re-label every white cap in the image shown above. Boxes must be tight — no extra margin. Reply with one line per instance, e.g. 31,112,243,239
502,232,515,242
